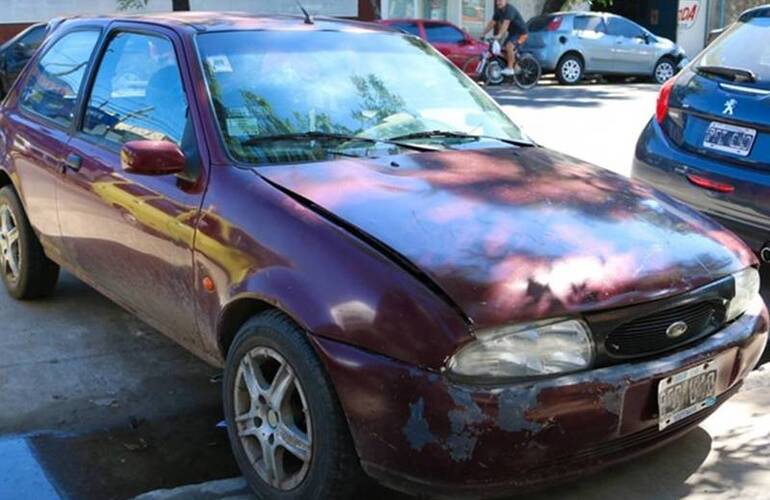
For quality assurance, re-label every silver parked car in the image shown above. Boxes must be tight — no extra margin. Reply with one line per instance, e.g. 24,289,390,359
524,12,688,85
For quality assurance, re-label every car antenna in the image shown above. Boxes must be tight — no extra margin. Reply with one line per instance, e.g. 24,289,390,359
295,1,314,24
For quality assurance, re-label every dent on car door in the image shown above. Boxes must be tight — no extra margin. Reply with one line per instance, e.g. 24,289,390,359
57,28,207,352
2,29,101,262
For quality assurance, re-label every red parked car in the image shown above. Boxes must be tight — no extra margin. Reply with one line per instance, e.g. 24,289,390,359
0,12,766,500
377,18,487,74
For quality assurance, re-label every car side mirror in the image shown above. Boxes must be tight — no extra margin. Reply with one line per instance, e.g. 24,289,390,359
121,140,186,176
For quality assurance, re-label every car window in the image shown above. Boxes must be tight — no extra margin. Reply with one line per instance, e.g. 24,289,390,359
606,17,644,38
695,16,770,90
82,32,188,146
18,30,100,128
392,22,421,37
20,25,46,49
425,24,465,44
574,16,606,33
197,30,525,166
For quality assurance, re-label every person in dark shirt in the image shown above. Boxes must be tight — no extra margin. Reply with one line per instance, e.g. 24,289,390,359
481,0,529,76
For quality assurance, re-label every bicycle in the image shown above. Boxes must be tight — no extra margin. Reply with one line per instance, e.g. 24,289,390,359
463,39,541,90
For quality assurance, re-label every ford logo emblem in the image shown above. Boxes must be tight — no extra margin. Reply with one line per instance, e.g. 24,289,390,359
666,321,689,339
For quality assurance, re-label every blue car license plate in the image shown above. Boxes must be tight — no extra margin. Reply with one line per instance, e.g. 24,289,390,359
703,121,756,157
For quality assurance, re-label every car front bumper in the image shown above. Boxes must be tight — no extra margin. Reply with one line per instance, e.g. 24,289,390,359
311,297,768,498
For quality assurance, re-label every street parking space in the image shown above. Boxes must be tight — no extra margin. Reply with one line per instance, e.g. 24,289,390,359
0,79,768,500
489,78,660,176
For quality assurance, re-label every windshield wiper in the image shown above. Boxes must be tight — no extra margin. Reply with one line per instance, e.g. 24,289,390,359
387,130,534,147
697,65,757,83
240,132,438,151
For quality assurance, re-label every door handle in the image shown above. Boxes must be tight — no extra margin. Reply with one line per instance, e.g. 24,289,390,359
64,153,82,172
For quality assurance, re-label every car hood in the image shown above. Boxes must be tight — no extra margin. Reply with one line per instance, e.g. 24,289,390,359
258,147,755,328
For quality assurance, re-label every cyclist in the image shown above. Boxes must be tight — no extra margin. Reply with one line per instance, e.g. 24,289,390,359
481,0,528,77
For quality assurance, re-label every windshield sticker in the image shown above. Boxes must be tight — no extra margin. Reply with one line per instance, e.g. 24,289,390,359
207,55,233,73
226,117,259,138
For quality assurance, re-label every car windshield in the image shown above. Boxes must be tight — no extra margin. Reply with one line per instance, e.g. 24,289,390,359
694,16,770,89
196,30,526,165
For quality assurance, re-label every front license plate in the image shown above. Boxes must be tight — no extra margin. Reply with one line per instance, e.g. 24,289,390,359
703,121,756,157
658,361,718,430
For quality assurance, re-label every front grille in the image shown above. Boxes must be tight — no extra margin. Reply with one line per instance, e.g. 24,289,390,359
605,301,724,357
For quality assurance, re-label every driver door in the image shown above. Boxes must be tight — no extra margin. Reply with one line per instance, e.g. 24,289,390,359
606,17,655,74
57,25,207,352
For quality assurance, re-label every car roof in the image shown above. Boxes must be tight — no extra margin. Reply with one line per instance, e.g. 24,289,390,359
56,11,395,36
740,5,770,22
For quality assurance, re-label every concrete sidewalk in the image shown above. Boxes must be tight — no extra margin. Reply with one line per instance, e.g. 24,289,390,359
134,366,770,500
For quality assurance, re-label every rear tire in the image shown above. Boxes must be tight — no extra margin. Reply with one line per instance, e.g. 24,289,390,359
0,186,59,299
556,54,584,85
223,310,362,500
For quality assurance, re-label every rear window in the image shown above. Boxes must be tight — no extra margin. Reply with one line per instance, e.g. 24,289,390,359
695,17,770,90
528,15,557,32
424,24,465,44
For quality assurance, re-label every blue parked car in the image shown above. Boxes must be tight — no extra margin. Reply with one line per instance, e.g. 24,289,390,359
525,12,687,85
633,5,770,263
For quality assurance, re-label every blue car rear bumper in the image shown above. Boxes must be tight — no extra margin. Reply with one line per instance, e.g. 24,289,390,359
632,119,770,254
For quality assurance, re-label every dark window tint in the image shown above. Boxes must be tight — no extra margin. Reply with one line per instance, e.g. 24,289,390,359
606,17,644,38
82,32,188,146
425,24,465,44
574,16,606,33
392,22,421,37
18,25,46,50
19,30,100,128
528,15,557,32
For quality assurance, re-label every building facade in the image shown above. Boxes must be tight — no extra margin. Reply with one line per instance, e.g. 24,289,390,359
380,1,549,37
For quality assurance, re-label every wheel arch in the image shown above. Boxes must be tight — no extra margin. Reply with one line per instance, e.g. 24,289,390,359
217,294,302,360
559,50,585,68
0,168,12,190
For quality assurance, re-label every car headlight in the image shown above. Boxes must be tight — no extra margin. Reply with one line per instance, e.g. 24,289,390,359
726,267,761,322
446,319,594,381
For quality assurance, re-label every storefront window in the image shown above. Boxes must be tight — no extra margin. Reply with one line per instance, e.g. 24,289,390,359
422,0,448,20
462,0,488,37
388,0,416,17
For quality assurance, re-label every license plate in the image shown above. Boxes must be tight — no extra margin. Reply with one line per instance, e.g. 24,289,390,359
703,121,756,157
658,361,718,430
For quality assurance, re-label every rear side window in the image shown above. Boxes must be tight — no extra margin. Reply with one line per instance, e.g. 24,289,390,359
19,30,100,128
392,22,421,37
528,15,555,32
425,24,465,44
696,17,770,90
574,16,606,33
606,17,644,38
19,25,46,49
82,32,189,146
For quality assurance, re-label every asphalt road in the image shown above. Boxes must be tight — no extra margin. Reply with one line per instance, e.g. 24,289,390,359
1,79,768,500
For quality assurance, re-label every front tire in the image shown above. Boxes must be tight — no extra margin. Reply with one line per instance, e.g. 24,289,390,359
223,311,362,500
556,54,584,85
0,186,59,299
653,57,676,84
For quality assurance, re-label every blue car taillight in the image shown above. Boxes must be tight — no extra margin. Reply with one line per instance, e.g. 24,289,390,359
656,76,686,145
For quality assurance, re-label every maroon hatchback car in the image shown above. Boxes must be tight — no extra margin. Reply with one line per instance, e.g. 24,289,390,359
0,12,766,499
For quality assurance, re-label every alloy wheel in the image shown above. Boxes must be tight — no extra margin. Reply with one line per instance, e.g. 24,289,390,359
234,346,312,491
656,62,675,84
561,59,582,83
0,204,21,283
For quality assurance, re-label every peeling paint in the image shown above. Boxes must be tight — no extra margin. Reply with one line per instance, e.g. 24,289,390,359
443,388,487,461
498,387,542,433
600,389,623,416
403,398,435,451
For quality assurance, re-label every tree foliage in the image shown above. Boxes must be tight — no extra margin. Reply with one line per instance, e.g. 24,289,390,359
542,0,614,14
